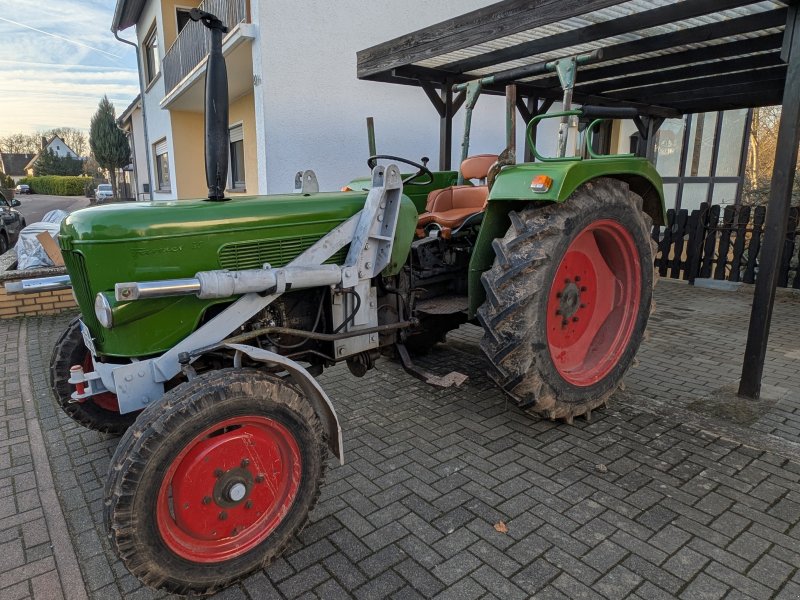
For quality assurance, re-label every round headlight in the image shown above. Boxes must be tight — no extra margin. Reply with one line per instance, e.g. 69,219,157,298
94,293,113,329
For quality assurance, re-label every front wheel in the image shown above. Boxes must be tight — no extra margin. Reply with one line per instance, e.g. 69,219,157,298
49,318,137,434
478,178,655,421
104,369,326,596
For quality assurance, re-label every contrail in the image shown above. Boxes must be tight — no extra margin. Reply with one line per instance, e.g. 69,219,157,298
0,15,122,60
0,58,135,71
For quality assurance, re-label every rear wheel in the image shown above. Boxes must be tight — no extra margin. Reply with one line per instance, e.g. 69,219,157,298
478,178,655,421
49,318,137,434
104,369,326,596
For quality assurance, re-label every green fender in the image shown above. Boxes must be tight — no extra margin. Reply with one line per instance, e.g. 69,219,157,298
468,158,665,317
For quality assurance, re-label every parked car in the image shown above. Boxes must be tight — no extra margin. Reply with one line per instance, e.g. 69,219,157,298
0,190,25,253
15,184,31,195
95,183,113,203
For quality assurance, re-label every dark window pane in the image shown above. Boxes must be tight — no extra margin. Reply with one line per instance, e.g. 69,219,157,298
177,9,192,34
230,140,245,188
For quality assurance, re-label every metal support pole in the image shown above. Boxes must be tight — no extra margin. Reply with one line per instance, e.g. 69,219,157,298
738,4,800,399
524,97,536,163
366,117,377,156
505,84,517,164
439,83,454,171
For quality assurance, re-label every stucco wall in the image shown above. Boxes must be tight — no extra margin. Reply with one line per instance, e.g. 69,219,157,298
228,91,258,196
257,0,557,194
138,0,178,200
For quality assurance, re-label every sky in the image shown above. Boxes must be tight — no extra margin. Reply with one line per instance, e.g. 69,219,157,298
0,0,139,137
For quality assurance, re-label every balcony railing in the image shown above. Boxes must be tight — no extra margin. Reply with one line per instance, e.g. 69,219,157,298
163,0,248,94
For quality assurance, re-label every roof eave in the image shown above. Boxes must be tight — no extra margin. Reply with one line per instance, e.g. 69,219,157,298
111,0,146,33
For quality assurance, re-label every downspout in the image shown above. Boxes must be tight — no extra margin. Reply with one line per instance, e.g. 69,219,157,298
113,30,154,201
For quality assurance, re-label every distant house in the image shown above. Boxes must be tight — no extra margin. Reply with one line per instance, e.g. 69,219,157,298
24,135,80,176
118,95,147,200
0,153,36,182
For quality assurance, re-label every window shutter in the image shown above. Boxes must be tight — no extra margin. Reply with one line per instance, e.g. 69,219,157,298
229,125,244,143
155,139,168,156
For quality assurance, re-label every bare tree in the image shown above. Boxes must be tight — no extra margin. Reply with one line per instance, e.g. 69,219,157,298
0,133,40,154
743,106,800,206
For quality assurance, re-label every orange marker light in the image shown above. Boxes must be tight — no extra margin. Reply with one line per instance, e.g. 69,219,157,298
341,186,353,192
530,175,553,193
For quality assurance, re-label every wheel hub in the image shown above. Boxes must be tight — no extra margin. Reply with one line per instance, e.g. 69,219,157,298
557,280,582,321
213,466,254,508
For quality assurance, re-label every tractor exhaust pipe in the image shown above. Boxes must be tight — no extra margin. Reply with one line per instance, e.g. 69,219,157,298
190,9,229,201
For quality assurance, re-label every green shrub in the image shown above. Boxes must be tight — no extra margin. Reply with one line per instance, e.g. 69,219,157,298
0,172,13,189
18,175,91,196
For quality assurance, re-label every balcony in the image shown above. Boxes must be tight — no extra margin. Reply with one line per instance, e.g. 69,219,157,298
162,0,251,98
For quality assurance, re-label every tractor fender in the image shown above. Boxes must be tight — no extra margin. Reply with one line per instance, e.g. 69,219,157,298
226,343,344,465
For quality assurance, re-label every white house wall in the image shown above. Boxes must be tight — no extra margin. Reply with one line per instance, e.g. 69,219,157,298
130,106,148,199
257,0,554,194
137,0,177,200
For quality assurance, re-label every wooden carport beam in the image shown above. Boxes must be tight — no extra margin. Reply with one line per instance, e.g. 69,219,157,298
439,0,768,74
419,81,466,171
739,3,800,400
357,0,625,80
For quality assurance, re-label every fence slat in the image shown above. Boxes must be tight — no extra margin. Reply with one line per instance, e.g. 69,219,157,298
714,206,736,280
670,209,689,279
685,205,705,283
657,209,675,277
700,205,721,279
779,207,799,287
729,205,751,283
743,205,766,284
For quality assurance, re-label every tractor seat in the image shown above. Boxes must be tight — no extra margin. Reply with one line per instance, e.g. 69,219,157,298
416,154,498,239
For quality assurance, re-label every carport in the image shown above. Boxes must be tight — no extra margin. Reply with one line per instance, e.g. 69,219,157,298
357,0,799,401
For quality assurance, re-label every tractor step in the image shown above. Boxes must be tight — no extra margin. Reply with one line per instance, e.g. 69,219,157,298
415,294,469,315
396,344,468,388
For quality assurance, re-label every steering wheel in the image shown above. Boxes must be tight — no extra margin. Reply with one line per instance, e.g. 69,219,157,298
367,155,433,186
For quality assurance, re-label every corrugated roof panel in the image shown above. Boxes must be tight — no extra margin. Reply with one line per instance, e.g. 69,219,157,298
414,0,787,74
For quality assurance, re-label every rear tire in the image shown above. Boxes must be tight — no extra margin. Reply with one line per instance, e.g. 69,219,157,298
478,178,655,420
49,318,137,434
104,369,326,596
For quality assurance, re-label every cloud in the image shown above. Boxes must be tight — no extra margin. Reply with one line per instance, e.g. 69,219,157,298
0,0,139,135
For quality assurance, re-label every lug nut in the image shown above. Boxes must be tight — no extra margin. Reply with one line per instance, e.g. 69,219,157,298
556,292,562,298
575,276,581,282
564,278,571,284
241,458,250,468
245,500,253,509
214,468,224,478
572,317,579,322
561,319,568,327
255,474,265,484
202,496,212,505
580,286,588,292
219,511,228,521
555,309,561,315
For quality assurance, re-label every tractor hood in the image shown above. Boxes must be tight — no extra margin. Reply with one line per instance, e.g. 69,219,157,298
60,192,417,358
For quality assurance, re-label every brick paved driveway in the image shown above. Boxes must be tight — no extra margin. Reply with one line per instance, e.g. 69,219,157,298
4,281,800,599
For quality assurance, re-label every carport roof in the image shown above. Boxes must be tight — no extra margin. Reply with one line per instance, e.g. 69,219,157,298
357,0,792,116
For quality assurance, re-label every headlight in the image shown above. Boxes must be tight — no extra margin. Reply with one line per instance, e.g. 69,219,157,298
94,293,113,329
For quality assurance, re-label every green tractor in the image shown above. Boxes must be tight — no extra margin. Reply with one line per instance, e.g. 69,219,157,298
15,10,663,596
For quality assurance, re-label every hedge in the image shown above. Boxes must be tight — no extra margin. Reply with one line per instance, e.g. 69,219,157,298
18,176,92,196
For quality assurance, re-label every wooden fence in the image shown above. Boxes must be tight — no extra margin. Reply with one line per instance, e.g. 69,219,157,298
652,203,800,288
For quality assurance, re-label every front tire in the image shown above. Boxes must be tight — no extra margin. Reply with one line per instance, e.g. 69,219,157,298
104,369,326,596
478,178,655,421
49,318,137,434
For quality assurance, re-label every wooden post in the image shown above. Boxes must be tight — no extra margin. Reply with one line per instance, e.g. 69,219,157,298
738,4,800,399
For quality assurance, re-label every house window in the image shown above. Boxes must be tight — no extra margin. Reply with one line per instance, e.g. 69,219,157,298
229,124,245,190
176,8,193,34
144,25,160,84
153,139,170,191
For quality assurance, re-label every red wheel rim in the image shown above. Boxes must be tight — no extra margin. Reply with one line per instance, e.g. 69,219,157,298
81,353,120,412
546,219,641,387
156,415,301,563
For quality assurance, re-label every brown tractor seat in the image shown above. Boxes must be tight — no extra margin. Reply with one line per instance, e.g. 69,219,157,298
416,154,498,239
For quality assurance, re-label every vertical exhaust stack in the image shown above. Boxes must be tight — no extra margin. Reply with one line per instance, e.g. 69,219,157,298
190,9,229,201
